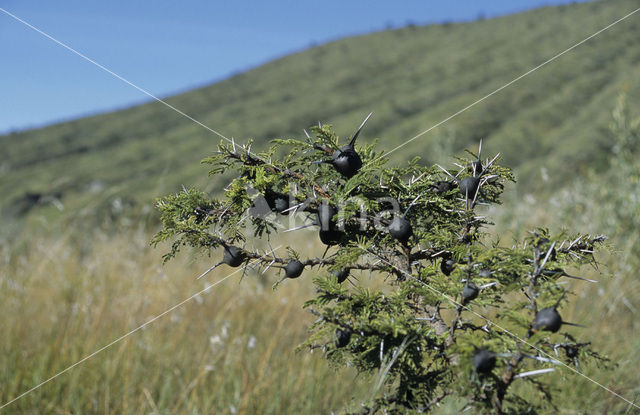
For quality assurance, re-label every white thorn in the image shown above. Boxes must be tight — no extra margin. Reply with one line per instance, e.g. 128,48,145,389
514,368,555,379
436,165,457,180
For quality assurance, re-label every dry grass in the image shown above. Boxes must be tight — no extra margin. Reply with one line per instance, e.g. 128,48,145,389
0,228,369,414
2,202,640,414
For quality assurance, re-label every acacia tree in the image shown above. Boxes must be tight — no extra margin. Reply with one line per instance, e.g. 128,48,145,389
152,116,608,414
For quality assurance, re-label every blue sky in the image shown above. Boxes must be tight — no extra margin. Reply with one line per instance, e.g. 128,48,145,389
0,1,589,134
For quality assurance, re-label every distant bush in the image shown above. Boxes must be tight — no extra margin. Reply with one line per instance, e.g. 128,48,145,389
546,94,640,258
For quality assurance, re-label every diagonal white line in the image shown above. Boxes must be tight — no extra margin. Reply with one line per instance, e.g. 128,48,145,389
370,252,640,410
0,7,234,144
0,245,282,411
384,6,640,159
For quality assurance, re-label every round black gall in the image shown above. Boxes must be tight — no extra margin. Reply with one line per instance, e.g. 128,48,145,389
388,216,412,243
462,283,479,303
331,268,350,283
441,259,456,276
319,229,343,246
222,245,246,267
335,328,351,348
331,146,362,178
473,349,496,373
284,260,305,279
459,177,481,198
532,307,563,333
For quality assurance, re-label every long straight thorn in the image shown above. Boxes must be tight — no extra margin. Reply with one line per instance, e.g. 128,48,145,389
436,165,457,181
281,202,305,213
514,368,556,379
349,112,373,147
539,241,557,271
262,258,276,274
197,262,222,280
283,223,315,233
563,273,598,283
480,153,501,176
479,282,498,290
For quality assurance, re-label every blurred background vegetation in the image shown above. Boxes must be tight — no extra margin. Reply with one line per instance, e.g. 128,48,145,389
1,0,640,413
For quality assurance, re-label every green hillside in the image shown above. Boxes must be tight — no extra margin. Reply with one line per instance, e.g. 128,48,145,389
2,0,640,227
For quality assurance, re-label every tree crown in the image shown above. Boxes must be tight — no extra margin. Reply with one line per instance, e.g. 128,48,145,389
153,118,608,414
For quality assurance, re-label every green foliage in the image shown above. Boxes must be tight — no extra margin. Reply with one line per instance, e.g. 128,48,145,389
154,121,610,414
151,187,227,262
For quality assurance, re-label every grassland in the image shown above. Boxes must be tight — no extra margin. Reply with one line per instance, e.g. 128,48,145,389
0,227,376,414
1,195,639,414
2,0,640,228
